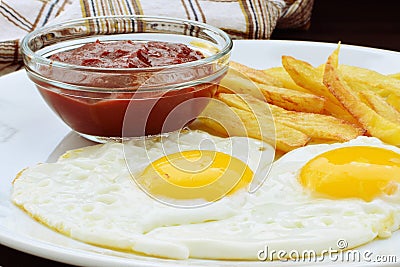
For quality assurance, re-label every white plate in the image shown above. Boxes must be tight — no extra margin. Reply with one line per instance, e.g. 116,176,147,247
1,40,400,267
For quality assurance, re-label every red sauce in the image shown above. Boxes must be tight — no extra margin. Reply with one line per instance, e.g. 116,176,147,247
49,40,205,68
34,40,220,138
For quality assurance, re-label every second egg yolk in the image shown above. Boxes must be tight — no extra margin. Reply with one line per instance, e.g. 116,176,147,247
299,146,400,201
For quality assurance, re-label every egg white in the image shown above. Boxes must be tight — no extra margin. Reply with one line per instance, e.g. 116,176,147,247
12,130,273,259
11,134,400,260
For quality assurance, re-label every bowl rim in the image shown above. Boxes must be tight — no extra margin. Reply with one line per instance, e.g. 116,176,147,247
21,15,233,73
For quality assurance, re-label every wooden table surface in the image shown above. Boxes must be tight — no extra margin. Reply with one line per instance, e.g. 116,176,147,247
1,1,399,266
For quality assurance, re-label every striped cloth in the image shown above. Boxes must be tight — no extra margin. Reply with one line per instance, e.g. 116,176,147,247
0,0,314,76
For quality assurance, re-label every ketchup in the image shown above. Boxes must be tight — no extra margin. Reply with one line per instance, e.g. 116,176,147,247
49,40,205,68
35,40,220,138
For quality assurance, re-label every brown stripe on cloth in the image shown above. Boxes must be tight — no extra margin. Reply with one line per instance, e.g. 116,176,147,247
105,0,116,15
112,0,127,33
94,0,108,32
0,43,18,51
121,0,134,32
264,0,284,38
182,0,194,20
0,53,15,62
186,0,200,21
13,39,20,63
118,0,130,15
252,0,266,39
221,28,247,39
55,0,71,17
99,0,107,15
131,0,143,15
80,0,91,17
41,0,64,27
238,0,256,39
112,0,122,15
130,0,143,32
0,62,23,73
93,0,102,15
0,63,14,72
194,0,206,23
80,0,101,33
187,0,203,36
277,0,314,29
256,0,267,39
1,2,33,29
0,7,30,32
0,40,21,63
31,1,48,30
122,0,134,15
181,0,191,35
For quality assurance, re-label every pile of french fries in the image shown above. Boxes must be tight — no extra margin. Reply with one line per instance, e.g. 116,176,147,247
192,46,400,153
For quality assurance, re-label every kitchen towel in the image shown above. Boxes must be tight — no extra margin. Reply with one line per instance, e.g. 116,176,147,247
0,0,314,76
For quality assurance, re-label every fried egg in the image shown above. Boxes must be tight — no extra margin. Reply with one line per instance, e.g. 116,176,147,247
12,130,273,259
11,133,400,260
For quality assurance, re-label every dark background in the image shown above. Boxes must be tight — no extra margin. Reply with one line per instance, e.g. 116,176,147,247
1,1,400,266
272,0,400,51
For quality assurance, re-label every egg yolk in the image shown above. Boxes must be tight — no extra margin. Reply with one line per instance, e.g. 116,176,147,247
299,146,400,201
136,150,253,201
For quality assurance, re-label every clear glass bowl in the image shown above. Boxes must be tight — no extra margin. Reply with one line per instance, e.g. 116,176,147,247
21,15,232,142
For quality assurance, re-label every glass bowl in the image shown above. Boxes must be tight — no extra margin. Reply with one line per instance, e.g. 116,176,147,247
21,15,232,142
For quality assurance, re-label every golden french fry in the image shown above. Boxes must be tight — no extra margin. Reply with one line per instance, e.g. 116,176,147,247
195,98,309,152
316,64,325,73
342,79,382,96
282,55,356,123
219,72,325,113
217,93,364,142
282,56,329,99
323,47,400,146
359,90,400,124
229,61,283,87
388,73,400,80
189,119,228,138
191,99,249,138
343,76,400,116
340,65,400,97
258,83,325,113
218,72,265,99
231,107,310,152
387,93,400,112
263,67,311,93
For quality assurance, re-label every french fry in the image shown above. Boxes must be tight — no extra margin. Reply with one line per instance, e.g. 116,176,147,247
191,99,246,138
282,56,356,123
282,56,330,99
341,73,400,112
229,61,283,87
218,72,265,99
387,93,400,112
388,72,400,80
257,83,325,113
217,93,364,142
340,65,400,97
263,67,311,93
323,47,400,146
359,90,400,124
219,72,325,113
231,107,310,152
195,98,310,152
